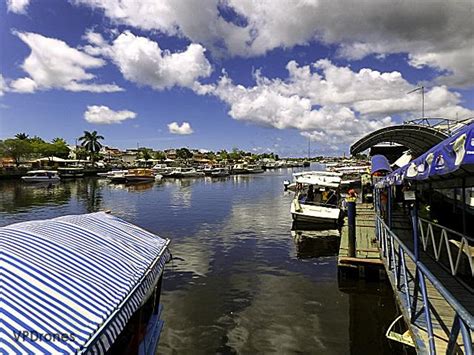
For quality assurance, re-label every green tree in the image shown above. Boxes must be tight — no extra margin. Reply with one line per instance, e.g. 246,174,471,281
139,148,153,161
229,148,242,161
154,151,166,160
0,139,31,166
176,147,193,160
15,133,29,140
50,138,70,159
79,131,104,162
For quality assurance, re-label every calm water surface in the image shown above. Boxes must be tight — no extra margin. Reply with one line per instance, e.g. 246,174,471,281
0,167,403,354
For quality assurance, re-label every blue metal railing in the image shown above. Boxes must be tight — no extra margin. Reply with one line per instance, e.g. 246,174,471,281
376,215,474,354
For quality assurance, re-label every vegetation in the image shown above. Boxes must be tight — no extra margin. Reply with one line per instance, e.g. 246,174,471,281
0,135,70,166
79,130,104,162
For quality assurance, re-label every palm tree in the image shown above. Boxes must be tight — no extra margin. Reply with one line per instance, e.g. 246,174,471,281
15,133,29,140
79,130,104,162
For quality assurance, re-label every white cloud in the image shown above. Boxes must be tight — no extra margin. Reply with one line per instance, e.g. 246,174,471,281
12,31,123,93
76,0,474,87
0,74,7,96
84,105,136,124
7,0,30,14
84,31,212,90
196,59,473,144
167,122,194,135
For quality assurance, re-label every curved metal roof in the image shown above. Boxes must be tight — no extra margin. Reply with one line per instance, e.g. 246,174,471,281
351,124,449,157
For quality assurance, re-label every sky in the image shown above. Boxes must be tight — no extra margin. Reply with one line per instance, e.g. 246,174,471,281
0,0,473,157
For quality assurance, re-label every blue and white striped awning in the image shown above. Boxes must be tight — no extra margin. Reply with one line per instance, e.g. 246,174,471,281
0,212,170,354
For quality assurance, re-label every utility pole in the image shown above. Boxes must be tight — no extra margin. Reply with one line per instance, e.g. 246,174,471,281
407,86,425,118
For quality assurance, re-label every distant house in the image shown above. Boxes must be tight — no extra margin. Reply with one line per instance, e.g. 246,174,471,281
120,152,138,165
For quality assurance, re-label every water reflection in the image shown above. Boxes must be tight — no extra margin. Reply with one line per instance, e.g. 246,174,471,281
292,227,340,259
0,169,399,354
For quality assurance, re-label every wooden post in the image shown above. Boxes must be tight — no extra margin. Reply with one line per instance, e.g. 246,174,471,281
348,201,356,257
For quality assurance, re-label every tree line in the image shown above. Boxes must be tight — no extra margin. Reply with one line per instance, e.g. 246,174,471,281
0,131,104,166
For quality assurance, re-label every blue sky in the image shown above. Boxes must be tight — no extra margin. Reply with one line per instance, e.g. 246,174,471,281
1,0,473,156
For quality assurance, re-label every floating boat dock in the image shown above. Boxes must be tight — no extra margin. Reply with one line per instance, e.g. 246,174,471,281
337,202,385,280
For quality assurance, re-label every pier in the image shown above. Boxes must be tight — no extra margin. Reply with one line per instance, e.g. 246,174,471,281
341,120,474,353
337,202,385,279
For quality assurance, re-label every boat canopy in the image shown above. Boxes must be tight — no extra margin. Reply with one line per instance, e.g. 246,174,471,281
371,155,392,175
294,172,341,188
376,122,474,188
0,212,170,354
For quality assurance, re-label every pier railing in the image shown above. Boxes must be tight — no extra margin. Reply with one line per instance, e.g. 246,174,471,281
375,215,473,354
418,217,474,278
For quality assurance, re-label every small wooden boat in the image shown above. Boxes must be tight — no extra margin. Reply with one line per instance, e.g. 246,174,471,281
125,168,155,183
21,170,60,183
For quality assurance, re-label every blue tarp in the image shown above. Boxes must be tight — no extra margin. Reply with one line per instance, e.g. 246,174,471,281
371,154,392,175
0,212,170,354
378,122,474,187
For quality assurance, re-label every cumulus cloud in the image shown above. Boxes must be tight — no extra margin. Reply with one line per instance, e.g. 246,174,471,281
167,122,194,135
84,105,136,124
196,59,473,144
76,0,474,87
12,31,123,93
0,74,7,96
83,31,212,90
7,0,30,14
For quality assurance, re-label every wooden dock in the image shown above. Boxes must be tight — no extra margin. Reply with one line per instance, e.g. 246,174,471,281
338,203,385,279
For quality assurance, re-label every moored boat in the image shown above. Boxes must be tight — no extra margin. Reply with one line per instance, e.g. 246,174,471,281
211,168,230,177
57,166,84,178
125,168,155,182
21,170,61,183
1,212,171,354
232,163,249,174
107,169,129,183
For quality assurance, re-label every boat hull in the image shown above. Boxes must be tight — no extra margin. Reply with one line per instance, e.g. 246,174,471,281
291,199,341,225
21,176,60,183
125,176,155,183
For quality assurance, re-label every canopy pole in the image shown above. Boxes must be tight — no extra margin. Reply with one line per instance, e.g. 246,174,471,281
388,186,392,229
461,178,466,236
411,184,419,262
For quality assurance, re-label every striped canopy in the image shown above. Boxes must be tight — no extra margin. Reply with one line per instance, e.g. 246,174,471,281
0,212,170,354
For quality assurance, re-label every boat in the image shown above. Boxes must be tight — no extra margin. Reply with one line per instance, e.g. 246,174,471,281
152,163,174,175
125,168,155,183
166,167,205,178
155,174,163,181
211,168,230,177
247,164,264,173
107,169,129,183
303,161,311,167
0,212,171,354
290,174,342,226
232,163,249,174
21,170,61,183
57,166,84,178
284,171,342,191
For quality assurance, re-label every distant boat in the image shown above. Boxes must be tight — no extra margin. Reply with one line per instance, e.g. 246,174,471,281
211,168,230,177
125,168,155,183
232,163,249,174
107,170,129,183
303,161,310,167
21,170,60,183
57,166,84,178
247,164,264,173
166,167,205,178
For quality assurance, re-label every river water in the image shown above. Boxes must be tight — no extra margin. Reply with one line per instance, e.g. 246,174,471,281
0,166,404,354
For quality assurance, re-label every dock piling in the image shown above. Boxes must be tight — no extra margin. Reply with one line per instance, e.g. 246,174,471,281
347,201,356,258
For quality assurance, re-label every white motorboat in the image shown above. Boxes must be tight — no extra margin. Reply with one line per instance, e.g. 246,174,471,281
125,169,156,183
232,163,249,174
21,170,60,183
167,167,205,178
247,164,264,173
290,175,342,225
285,171,342,191
152,164,174,175
107,170,129,183
211,168,230,177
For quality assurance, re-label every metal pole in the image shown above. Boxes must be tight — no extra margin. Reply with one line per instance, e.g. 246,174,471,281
348,201,357,257
411,192,419,262
388,186,392,229
421,86,425,118
462,178,466,236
